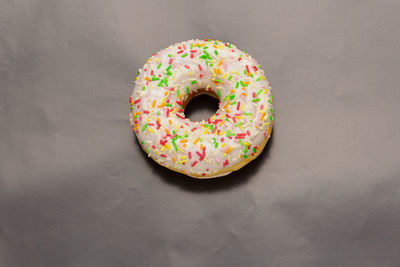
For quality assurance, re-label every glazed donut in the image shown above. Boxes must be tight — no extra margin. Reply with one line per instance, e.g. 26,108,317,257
130,39,274,178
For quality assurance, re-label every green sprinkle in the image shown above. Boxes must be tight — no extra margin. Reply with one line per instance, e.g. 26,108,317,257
244,70,247,75
215,142,219,148
235,121,243,127
240,80,248,87
209,63,214,67
214,79,222,83
203,46,208,49
191,80,197,84
190,43,194,49
157,63,162,69
227,75,233,80
252,98,261,102
270,115,274,121
163,78,168,87
176,90,180,96
256,89,263,96
256,77,261,81
142,86,146,91
239,139,244,146
236,82,239,88
166,103,172,107
172,139,178,151
244,112,253,116
141,140,145,145
229,94,235,100
214,50,218,55
243,155,248,158
186,86,190,94
141,123,148,131
228,43,231,48
226,131,236,137
167,71,173,76
131,106,134,110
250,74,254,78
156,111,161,116
166,65,172,71
181,53,188,58
230,101,236,105
168,54,172,57
152,75,159,81
215,41,218,45
253,147,257,153
200,55,208,60
217,89,221,97
157,79,164,87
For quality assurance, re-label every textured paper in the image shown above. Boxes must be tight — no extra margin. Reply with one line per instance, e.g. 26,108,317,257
1,0,400,266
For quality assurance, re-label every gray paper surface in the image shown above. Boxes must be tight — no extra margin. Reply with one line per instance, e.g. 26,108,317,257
1,0,400,266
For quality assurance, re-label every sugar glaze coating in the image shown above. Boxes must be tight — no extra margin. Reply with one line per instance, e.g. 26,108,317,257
130,39,274,178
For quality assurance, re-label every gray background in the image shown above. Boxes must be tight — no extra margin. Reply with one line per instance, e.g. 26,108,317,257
1,0,400,266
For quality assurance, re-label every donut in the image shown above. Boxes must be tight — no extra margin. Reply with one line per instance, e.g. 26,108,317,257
130,39,274,178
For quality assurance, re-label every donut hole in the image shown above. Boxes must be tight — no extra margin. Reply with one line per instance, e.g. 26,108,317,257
184,91,219,122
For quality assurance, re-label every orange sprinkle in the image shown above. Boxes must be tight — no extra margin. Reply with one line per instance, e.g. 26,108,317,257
180,139,188,143
194,137,200,144
213,45,218,49
164,91,169,96
172,157,176,163
218,60,223,67
225,146,233,155
168,119,172,125
219,121,225,126
230,89,236,93
200,144,204,150
241,93,247,97
223,101,231,109
165,129,170,135
183,144,187,148
152,100,156,108
261,112,266,121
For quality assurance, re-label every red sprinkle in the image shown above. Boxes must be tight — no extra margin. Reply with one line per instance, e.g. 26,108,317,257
253,66,258,71
143,110,150,114
236,102,241,111
246,65,250,73
176,114,185,120
133,99,141,104
192,161,198,167
177,50,184,54
169,58,173,64
160,154,167,158
198,64,203,71
188,152,192,159
223,159,229,167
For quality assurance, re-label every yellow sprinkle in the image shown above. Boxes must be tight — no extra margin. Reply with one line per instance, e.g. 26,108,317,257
188,71,193,76
148,128,154,133
181,156,187,160
179,160,187,164
221,143,226,148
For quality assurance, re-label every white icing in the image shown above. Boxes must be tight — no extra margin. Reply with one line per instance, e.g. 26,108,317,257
130,39,273,178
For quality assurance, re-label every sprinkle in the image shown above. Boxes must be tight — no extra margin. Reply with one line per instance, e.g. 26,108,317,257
236,102,241,110
217,89,221,97
186,86,190,94
198,64,203,71
256,89,263,96
192,161,198,167
157,63,162,69
191,80,197,84
246,65,250,73
227,75,233,80
214,50,218,55
236,82,239,88
252,98,261,102
181,53,188,58
141,123,148,131
194,137,200,144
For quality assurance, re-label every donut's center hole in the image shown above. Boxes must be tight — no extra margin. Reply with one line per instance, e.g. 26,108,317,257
184,92,219,122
